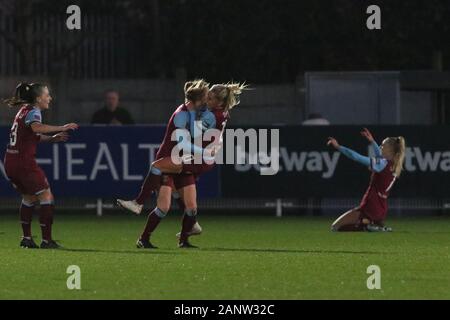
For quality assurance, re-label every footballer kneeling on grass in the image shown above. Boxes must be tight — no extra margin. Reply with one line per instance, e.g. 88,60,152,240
327,128,406,232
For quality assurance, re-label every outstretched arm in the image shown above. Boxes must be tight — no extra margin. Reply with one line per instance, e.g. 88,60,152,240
39,132,69,143
339,146,387,172
26,108,78,133
371,141,382,157
31,122,78,134
327,137,387,173
339,146,371,167
361,128,382,157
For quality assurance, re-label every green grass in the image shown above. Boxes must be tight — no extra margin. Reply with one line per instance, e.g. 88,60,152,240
0,212,449,300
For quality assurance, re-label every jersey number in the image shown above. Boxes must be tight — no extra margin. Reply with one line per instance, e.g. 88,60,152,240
9,121,18,146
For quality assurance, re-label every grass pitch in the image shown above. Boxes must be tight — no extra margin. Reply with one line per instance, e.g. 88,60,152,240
0,212,449,300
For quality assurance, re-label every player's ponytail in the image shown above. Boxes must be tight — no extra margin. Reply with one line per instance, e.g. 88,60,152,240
184,79,209,104
210,82,248,113
390,136,406,177
3,82,47,108
3,82,32,107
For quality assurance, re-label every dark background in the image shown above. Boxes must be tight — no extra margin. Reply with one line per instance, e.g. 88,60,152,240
0,0,449,212
1,0,449,82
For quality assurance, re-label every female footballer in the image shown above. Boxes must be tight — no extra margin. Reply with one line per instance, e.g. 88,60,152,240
118,79,212,249
3,83,78,248
117,82,246,248
327,128,406,232
173,83,246,248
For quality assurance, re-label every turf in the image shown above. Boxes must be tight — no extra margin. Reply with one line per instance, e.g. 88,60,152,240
0,212,449,300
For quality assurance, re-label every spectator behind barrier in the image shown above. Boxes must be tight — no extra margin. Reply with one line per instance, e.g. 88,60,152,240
302,113,330,126
91,90,135,125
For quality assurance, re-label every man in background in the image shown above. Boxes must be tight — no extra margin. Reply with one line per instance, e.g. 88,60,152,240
302,113,330,126
91,90,135,125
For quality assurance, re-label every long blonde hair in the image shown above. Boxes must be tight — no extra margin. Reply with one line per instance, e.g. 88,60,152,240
210,82,248,112
385,136,406,177
184,79,209,104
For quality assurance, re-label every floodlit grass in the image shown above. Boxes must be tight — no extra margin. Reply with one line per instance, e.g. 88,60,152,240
0,213,449,299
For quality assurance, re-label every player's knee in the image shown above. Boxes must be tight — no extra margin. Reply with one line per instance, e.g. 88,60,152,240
37,189,54,203
330,220,341,232
151,159,161,170
183,197,197,210
184,202,197,211
22,195,38,205
157,194,171,213
22,199,37,208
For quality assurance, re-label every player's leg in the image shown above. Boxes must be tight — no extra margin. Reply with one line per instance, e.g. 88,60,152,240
136,158,182,202
19,194,39,248
175,188,202,239
154,157,183,174
14,165,57,248
3,164,39,248
117,157,182,214
178,184,199,248
117,162,163,213
137,185,172,249
173,174,201,245
36,188,60,248
365,219,393,232
331,208,366,232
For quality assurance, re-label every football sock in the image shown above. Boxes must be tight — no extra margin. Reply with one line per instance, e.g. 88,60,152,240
140,207,166,241
179,209,197,243
39,201,54,242
136,166,162,205
20,200,35,239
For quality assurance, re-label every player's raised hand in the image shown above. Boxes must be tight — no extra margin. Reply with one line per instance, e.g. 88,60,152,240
61,123,79,131
327,137,340,149
360,128,374,142
51,132,69,142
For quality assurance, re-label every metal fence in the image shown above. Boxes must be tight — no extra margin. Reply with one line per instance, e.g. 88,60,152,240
0,12,147,78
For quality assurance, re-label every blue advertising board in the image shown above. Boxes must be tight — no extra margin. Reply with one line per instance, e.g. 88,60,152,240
0,125,220,199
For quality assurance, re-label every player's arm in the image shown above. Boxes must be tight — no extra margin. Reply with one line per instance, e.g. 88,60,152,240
31,122,78,134
39,132,69,143
327,137,387,173
371,141,382,157
200,111,221,159
26,106,79,134
200,111,216,131
360,128,382,157
339,146,387,173
173,112,205,155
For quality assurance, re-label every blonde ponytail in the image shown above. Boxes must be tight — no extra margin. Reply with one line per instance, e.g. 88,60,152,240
390,136,406,177
210,82,248,112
